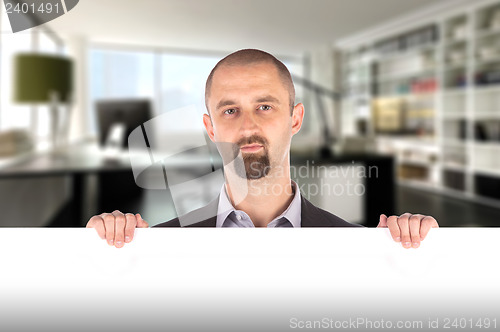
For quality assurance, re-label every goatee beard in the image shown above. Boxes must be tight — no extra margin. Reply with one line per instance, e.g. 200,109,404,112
242,152,270,180
236,135,270,180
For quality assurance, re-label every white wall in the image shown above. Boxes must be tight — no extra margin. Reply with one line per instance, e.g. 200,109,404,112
295,45,342,150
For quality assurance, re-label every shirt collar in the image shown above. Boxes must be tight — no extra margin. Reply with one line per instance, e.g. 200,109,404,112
216,181,302,228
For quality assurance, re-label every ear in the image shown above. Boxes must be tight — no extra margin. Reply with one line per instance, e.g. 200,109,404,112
203,113,215,142
291,103,304,136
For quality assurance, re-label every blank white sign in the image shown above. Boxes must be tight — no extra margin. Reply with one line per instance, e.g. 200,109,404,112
0,228,498,332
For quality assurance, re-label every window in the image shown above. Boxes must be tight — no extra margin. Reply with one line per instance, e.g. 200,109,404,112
89,49,156,135
89,46,306,138
160,53,219,133
161,53,219,113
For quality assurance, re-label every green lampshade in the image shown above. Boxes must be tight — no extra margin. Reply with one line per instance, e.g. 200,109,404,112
13,53,73,103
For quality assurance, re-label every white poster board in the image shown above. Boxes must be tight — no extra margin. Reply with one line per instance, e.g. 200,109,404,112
0,228,498,331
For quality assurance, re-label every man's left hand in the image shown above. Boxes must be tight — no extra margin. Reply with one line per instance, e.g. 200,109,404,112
377,213,439,249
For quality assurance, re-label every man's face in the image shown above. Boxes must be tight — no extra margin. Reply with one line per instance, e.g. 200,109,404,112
203,62,304,180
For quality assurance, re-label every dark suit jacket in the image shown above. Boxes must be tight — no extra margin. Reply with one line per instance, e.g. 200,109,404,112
154,196,364,228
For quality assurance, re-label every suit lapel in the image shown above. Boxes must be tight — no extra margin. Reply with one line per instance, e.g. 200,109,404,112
184,197,219,227
187,216,217,227
300,196,334,227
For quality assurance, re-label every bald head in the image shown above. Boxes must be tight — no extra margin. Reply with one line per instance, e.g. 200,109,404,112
205,49,295,113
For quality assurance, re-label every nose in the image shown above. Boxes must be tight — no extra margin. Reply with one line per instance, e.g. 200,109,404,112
239,110,260,136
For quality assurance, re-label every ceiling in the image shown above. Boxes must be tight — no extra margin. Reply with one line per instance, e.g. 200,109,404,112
48,0,458,56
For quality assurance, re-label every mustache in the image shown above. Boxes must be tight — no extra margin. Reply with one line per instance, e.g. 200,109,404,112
236,135,268,148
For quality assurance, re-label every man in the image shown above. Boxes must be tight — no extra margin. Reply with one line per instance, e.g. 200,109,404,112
87,49,438,248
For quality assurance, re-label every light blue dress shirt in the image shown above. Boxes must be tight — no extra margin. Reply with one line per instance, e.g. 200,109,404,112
215,181,302,228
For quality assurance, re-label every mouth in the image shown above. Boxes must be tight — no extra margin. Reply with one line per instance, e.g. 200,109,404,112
240,144,264,153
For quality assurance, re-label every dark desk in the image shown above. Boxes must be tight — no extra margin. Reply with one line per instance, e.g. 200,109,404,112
0,145,136,226
0,144,224,226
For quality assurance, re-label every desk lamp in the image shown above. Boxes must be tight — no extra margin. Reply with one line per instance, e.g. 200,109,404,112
13,53,73,154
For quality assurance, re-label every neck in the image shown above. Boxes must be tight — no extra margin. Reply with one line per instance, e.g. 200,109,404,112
224,160,295,227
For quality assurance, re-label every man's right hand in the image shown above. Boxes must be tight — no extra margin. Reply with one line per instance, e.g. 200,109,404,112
86,210,149,248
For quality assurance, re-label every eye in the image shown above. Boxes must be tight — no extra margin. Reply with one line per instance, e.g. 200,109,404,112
258,105,272,111
224,109,237,115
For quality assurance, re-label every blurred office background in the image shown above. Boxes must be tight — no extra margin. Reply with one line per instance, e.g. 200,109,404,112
0,0,499,227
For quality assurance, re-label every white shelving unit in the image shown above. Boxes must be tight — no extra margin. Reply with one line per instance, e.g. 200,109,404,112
340,46,373,138
339,0,500,207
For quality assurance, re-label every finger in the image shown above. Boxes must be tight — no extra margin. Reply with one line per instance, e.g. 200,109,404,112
86,216,105,240
136,214,149,228
397,213,412,249
124,213,138,243
101,213,115,246
419,216,439,241
377,214,388,228
409,214,424,248
112,211,126,248
386,215,400,242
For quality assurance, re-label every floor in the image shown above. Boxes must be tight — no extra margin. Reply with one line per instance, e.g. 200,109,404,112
395,184,500,227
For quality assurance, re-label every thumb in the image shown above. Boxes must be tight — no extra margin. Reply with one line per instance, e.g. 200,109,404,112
136,213,149,228
377,214,388,228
